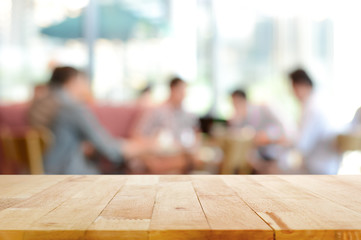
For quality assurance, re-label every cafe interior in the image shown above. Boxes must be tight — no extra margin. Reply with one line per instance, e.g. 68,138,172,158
1,0,361,176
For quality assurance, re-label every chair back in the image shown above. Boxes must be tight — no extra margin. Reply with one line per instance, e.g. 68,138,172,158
218,128,255,174
0,127,51,174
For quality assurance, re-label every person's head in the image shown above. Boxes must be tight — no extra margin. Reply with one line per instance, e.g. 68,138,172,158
231,89,247,111
168,77,187,107
139,84,152,98
135,84,153,107
289,69,314,102
49,66,90,102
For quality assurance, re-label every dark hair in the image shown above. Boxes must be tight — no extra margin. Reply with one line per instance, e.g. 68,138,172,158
49,66,80,87
139,84,152,96
169,77,185,89
231,89,247,100
289,69,314,87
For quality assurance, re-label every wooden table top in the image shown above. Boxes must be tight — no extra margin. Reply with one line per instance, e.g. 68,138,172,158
1,175,361,240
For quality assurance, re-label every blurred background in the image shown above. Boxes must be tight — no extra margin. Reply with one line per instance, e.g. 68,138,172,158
1,0,361,175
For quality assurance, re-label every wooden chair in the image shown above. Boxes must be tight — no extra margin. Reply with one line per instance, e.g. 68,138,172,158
217,128,255,174
0,127,51,174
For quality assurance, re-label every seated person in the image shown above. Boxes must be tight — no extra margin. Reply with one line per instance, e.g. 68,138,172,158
132,77,199,173
135,77,198,148
288,69,340,174
229,89,286,164
32,84,49,102
28,66,143,174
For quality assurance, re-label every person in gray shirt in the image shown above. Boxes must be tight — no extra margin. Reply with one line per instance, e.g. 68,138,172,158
134,77,198,147
229,89,286,166
29,66,138,174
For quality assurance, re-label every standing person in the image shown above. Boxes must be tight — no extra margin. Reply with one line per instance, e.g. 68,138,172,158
28,66,143,174
289,69,340,174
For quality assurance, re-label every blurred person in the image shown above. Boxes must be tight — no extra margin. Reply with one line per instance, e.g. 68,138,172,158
32,84,49,102
129,84,156,139
28,66,145,174
135,77,198,147
229,89,286,170
349,107,361,133
131,77,199,173
288,69,340,174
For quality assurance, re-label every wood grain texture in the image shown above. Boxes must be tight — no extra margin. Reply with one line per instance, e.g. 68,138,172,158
86,175,158,240
278,175,361,213
222,175,361,240
149,181,210,240
25,176,126,240
192,175,273,240
0,175,361,240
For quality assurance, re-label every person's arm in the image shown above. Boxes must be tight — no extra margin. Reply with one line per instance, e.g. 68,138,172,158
69,104,123,163
70,104,158,161
296,110,323,156
256,106,285,146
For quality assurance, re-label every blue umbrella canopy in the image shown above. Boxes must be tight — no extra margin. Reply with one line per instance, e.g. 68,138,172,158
41,16,83,39
41,3,167,41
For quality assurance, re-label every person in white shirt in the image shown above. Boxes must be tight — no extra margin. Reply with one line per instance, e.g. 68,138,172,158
350,107,361,132
289,69,340,174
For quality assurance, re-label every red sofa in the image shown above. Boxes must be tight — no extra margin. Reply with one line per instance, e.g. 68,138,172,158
0,103,144,173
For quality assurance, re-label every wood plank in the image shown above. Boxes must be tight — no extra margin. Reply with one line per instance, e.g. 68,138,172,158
159,175,193,183
192,176,273,240
23,176,126,240
0,176,122,240
0,198,23,211
0,176,90,240
279,175,361,213
149,181,210,240
191,175,236,196
86,175,159,240
0,175,68,198
223,175,361,240
0,209,47,240
0,175,32,189
333,175,361,190
198,194,274,239
1,175,361,240
14,176,97,209
0,177,83,226
125,175,159,185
